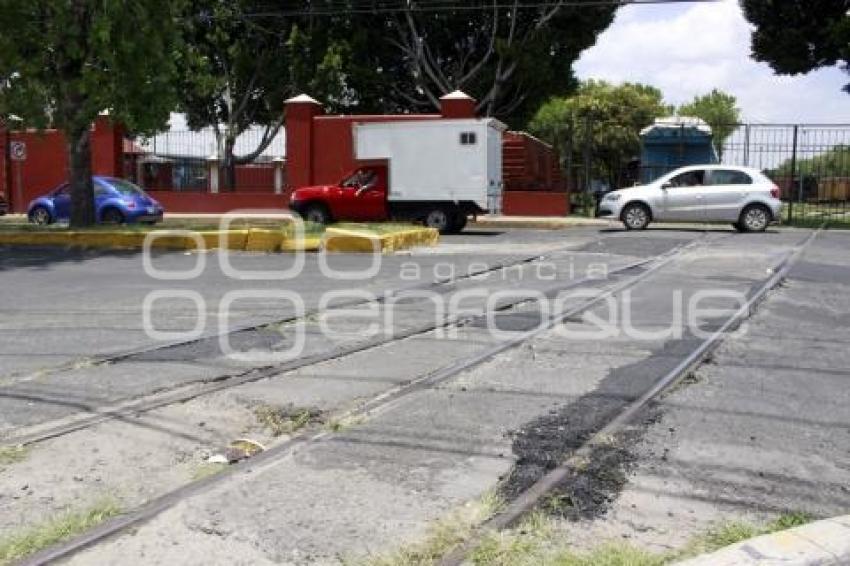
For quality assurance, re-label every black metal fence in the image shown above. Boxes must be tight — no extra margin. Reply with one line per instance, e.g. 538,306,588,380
124,127,285,193
571,122,850,227
723,124,850,227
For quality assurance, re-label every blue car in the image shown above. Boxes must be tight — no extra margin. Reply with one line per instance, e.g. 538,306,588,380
27,177,164,225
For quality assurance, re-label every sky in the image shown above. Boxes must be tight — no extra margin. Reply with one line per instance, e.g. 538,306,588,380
574,0,850,124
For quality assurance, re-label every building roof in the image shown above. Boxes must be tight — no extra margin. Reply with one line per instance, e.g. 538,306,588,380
640,116,712,137
440,90,475,101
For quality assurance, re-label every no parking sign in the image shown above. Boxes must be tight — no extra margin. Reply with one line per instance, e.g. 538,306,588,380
10,141,26,161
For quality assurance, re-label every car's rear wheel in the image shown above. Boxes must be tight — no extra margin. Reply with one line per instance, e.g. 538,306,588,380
621,202,651,230
738,204,770,232
101,208,125,224
29,206,52,225
424,207,454,234
302,203,331,225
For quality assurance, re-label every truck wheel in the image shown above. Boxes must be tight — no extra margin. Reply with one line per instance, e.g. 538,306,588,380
303,203,331,225
424,207,453,234
448,211,468,234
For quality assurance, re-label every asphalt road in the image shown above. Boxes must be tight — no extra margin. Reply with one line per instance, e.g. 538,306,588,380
1,225,847,564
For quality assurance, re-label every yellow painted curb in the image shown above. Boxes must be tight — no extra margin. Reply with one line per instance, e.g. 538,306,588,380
0,230,252,251
281,236,322,252
323,227,439,253
0,226,434,253
244,228,284,252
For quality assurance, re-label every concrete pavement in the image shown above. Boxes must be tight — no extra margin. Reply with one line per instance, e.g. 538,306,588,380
2,225,848,565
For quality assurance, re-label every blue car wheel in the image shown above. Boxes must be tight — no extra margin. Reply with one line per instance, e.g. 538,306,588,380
29,206,52,225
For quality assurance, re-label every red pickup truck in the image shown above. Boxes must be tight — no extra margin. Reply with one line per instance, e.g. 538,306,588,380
288,165,472,234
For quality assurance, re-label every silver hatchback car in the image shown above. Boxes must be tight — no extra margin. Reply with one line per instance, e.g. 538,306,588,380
597,165,783,232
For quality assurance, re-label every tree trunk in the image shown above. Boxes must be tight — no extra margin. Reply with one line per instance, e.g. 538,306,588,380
68,126,96,227
223,136,237,191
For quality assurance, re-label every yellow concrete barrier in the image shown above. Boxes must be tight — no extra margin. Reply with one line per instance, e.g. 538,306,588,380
323,227,439,253
0,225,435,253
281,235,323,252
244,228,284,252
0,230,251,251
196,230,249,251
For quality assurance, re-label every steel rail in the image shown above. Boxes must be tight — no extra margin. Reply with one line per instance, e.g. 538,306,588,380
437,228,821,566
2,235,677,447
15,234,715,566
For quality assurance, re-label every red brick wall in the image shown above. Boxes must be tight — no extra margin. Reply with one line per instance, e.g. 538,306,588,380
147,191,287,213
502,132,566,193
502,191,570,216
2,118,126,212
0,129,8,204
6,129,69,212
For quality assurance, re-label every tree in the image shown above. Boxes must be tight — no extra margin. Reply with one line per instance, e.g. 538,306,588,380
528,80,671,189
180,1,383,189
385,0,617,126
678,89,740,159
0,0,183,227
741,0,850,92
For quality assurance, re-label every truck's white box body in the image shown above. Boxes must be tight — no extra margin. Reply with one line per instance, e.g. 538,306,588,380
353,118,505,212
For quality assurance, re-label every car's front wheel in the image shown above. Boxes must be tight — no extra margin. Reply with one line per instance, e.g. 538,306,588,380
302,203,331,225
29,206,52,225
738,204,770,232
621,202,651,230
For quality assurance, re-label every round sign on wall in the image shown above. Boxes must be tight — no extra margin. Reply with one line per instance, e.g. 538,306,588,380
10,141,26,161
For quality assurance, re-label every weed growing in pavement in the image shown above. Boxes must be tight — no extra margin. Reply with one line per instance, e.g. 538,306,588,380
0,499,121,565
325,415,366,433
253,404,324,436
678,511,814,558
438,510,815,566
0,445,28,466
361,491,502,566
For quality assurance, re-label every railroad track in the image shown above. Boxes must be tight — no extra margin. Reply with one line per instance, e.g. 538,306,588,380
437,228,821,566
1,233,675,447
16,232,719,566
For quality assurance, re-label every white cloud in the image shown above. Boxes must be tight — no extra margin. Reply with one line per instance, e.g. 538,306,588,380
574,0,850,124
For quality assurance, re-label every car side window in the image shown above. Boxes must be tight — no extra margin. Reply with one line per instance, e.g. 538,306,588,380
708,170,752,185
667,170,705,188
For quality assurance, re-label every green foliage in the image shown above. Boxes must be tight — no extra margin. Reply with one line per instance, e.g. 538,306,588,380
0,499,121,564
0,445,28,466
774,144,850,177
741,0,849,92
0,1,182,134
678,89,740,158
529,80,670,189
